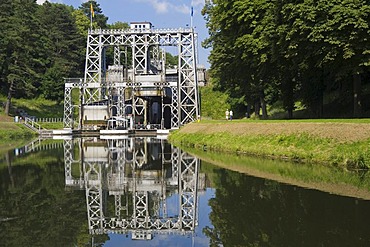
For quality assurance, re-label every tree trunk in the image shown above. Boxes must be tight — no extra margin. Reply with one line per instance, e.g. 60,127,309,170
353,73,362,118
315,83,324,118
283,79,294,119
287,108,293,119
254,100,260,118
316,67,324,118
246,104,251,118
260,95,267,119
4,78,15,115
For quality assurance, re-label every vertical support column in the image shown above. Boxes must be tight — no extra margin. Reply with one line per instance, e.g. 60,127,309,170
161,49,166,72
117,86,125,117
114,46,121,66
171,87,179,128
132,35,149,74
63,83,73,128
83,30,103,104
178,31,199,125
151,45,160,69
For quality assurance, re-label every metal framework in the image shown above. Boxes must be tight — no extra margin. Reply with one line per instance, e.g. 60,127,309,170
64,137,202,237
63,26,199,130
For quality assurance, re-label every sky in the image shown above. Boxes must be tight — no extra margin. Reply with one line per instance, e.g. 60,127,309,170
36,0,211,68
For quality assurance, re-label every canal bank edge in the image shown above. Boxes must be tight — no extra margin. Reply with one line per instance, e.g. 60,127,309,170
168,121,370,169
0,116,36,152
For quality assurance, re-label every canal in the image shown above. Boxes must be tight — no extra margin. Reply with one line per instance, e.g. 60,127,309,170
1,137,370,246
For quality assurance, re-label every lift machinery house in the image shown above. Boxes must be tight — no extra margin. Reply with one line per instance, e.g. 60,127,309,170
63,22,202,134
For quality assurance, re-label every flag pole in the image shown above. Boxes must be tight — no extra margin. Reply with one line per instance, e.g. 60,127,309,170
90,2,94,29
190,6,194,28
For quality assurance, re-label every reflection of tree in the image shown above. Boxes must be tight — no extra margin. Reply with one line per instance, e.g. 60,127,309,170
204,165,370,247
0,154,108,246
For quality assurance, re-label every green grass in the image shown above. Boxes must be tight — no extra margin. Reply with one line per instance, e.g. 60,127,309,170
0,96,64,118
0,123,36,140
1,96,65,130
169,121,370,169
187,147,370,196
38,122,64,129
0,123,36,155
197,118,370,124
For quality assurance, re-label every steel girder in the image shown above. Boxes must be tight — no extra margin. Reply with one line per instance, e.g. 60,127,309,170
63,84,73,128
82,28,199,128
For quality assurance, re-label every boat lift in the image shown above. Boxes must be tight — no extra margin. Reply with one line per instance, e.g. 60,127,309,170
63,22,201,134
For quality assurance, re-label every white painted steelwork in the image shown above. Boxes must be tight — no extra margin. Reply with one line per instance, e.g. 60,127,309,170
63,24,199,130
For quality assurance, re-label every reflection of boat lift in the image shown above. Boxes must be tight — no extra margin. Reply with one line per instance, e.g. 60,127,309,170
63,137,205,240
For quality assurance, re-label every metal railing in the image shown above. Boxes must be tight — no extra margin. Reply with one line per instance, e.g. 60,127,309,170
24,117,43,132
35,118,63,123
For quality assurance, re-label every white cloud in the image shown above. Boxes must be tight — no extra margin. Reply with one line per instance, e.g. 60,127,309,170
36,0,65,4
192,0,205,7
152,0,169,13
135,0,204,15
173,3,190,15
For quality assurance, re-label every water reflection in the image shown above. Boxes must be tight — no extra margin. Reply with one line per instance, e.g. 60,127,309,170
63,136,206,240
3,137,370,246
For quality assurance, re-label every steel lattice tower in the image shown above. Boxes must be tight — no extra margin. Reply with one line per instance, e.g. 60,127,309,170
63,24,199,130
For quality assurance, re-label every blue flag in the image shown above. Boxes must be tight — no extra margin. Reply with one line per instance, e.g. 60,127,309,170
191,6,194,17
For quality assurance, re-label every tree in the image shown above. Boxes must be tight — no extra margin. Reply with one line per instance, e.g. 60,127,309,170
1,0,45,114
108,21,129,30
79,0,108,29
203,0,370,118
37,2,85,101
72,9,95,37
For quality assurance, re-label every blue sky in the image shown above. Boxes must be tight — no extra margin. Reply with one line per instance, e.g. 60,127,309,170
36,0,210,68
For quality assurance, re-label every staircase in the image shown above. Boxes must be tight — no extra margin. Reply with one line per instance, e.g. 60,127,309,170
23,117,53,137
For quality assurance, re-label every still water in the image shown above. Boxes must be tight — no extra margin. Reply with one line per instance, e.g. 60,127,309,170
1,137,370,247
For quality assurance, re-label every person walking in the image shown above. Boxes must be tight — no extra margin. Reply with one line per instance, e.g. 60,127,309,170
230,110,233,120
225,109,229,120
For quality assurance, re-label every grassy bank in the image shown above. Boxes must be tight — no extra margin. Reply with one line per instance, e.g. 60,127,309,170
190,147,370,199
0,96,64,118
169,120,370,169
0,113,35,149
0,123,36,155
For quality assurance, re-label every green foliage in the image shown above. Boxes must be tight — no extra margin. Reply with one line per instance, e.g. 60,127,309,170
38,2,85,101
10,97,64,118
72,9,93,36
202,0,370,118
0,0,46,99
200,85,230,119
0,1,88,104
199,161,370,246
79,0,108,28
0,154,90,246
0,0,114,105
108,21,129,30
165,53,178,68
189,149,370,201
0,123,35,141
